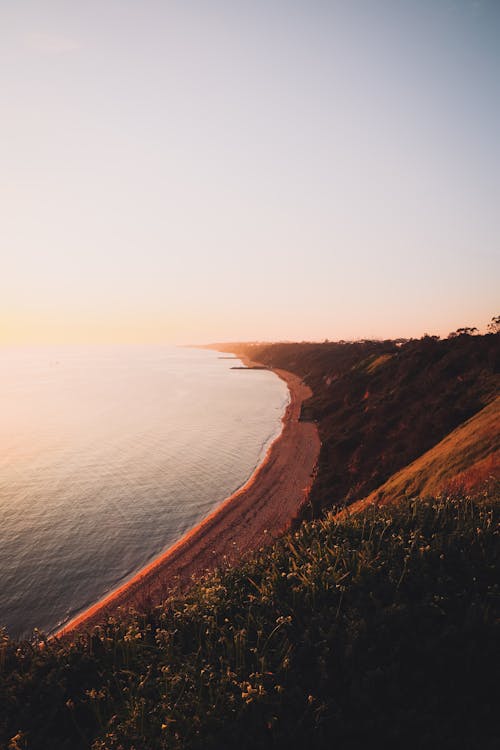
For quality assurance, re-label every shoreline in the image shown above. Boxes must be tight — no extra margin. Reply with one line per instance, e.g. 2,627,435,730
55,359,320,637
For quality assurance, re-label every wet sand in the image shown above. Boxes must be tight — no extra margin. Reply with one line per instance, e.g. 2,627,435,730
56,364,320,637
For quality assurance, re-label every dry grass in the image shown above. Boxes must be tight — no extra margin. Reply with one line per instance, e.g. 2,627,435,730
365,352,394,373
349,397,500,513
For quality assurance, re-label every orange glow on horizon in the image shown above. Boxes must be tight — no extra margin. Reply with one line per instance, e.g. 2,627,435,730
1,306,497,347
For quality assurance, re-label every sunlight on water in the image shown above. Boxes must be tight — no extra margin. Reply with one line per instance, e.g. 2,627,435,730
0,346,288,636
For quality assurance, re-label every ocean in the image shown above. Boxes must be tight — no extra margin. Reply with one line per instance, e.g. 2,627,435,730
0,346,288,637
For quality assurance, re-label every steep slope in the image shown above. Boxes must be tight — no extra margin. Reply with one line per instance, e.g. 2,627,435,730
217,333,499,513
347,396,500,514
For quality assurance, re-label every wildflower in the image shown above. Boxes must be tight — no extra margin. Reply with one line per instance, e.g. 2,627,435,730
275,615,292,625
9,732,26,750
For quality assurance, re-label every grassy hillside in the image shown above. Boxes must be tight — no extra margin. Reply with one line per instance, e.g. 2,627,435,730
218,333,499,513
349,396,500,512
1,493,498,750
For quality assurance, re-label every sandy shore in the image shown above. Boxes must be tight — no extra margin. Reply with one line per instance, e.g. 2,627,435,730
56,362,320,637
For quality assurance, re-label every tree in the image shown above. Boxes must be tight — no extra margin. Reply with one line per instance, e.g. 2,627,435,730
487,315,500,334
447,326,478,338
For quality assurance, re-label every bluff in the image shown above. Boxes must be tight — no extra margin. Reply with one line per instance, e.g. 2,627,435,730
212,332,499,514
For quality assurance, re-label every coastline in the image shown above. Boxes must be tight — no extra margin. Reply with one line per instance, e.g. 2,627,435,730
55,359,320,637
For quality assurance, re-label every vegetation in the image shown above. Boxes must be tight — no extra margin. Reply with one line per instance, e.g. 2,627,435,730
352,396,499,511
2,327,498,748
1,493,498,749
487,315,500,334
218,331,499,513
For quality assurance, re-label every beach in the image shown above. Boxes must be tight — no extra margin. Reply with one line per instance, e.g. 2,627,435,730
56,365,320,636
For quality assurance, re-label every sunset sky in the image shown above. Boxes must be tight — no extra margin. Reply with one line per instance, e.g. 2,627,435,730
1,0,499,344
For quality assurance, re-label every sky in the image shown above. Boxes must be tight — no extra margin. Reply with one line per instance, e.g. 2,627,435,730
1,0,499,344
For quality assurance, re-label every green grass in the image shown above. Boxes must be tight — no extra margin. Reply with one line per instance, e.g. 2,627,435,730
1,491,499,749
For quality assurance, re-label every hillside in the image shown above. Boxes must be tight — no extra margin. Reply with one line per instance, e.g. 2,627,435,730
1,495,498,749
348,396,499,513
215,333,499,514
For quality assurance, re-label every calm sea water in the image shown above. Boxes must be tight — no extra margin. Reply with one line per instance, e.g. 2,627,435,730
0,346,288,637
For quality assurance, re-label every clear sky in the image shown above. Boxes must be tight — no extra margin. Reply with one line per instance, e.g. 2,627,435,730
1,0,499,344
